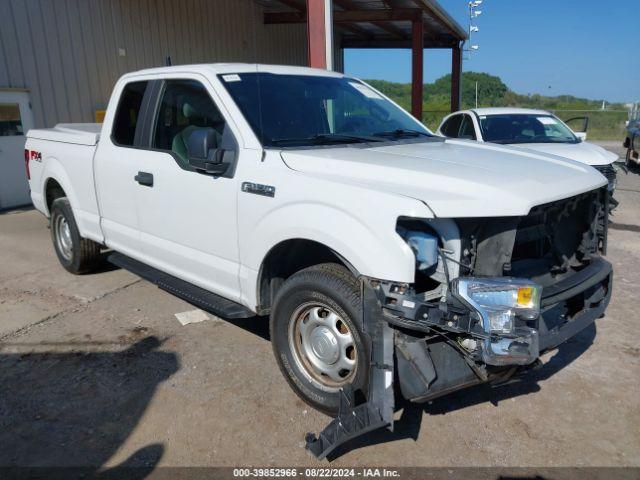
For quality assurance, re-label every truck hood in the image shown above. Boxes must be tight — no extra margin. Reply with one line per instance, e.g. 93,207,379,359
509,141,618,166
280,138,607,218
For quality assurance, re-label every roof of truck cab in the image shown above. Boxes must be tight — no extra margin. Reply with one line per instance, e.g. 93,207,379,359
124,63,346,80
470,107,552,116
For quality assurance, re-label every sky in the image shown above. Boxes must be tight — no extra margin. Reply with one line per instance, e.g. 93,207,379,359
344,0,640,103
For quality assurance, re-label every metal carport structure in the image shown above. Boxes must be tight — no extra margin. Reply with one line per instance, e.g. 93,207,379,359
260,0,468,120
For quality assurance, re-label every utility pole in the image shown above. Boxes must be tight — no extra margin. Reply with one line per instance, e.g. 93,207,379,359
475,81,478,108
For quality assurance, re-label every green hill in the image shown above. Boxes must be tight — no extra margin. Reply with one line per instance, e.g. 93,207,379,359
366,72,627,140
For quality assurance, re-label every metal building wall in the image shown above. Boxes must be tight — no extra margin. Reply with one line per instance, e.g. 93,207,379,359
0,0,307,128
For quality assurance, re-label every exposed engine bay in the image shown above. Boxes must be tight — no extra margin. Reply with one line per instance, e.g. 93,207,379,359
381,186,612,403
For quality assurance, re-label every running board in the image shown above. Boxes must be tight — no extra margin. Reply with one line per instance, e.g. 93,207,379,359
107,252,254,319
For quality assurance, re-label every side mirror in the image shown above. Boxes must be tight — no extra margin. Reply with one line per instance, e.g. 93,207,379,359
574,131,587,142
186,128,230,176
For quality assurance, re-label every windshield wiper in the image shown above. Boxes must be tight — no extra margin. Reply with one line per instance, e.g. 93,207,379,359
271,133,382,146
372,128,433,139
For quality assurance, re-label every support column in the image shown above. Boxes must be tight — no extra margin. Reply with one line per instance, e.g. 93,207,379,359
307,0,333,70
451,44,462,112
411,19,424,121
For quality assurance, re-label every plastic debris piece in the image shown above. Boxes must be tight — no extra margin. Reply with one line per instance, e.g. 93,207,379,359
174,309,210,326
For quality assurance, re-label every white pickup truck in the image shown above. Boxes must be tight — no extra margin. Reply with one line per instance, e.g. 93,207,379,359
25,64,613,458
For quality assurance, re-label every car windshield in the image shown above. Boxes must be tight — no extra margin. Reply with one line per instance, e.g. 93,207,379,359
219,72,433,147
479,114,578,144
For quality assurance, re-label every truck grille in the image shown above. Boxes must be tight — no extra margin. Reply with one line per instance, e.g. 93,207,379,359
456,188,607,281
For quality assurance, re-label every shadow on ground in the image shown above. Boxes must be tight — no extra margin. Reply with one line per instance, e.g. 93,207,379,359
0,335,179,478
0,205,34,215
327,323,597,460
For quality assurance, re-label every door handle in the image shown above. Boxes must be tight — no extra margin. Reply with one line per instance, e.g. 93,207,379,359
134,171,153,187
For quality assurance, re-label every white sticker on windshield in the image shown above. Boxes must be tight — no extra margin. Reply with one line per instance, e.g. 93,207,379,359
222,74,241,82
349,82,383,99
537,116,558,125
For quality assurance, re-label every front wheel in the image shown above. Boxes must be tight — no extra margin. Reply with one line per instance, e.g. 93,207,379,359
270,263,369,415
50,197,102,274
626,147,637,170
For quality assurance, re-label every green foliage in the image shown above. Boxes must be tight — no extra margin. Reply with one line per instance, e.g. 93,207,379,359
366,72,628,138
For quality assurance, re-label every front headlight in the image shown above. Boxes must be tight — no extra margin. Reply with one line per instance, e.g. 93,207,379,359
457,278,541,332
453,277,542,365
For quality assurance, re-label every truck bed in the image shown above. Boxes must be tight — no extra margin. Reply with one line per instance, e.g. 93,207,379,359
27,123,101,146
25,123,103,244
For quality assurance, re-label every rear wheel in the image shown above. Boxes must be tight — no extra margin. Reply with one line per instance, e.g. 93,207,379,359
50,197,102,274
270,263,369,415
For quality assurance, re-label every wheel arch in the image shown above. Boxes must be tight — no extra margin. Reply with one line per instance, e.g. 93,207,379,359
255,238,360,315
44,177,67,215
40,158,79,217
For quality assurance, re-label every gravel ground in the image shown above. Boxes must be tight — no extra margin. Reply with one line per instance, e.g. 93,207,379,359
0,143,638,472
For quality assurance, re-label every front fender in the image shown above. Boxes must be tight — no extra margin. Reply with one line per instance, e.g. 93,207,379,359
242,191,432,286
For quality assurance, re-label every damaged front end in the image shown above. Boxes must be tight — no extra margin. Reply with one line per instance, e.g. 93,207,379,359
306,187,613,459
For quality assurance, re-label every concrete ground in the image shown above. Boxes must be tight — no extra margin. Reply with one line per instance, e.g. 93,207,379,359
0,144,638,470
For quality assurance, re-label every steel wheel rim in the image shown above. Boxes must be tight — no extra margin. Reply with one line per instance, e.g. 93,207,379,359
54,215,73,261
288,302,357,391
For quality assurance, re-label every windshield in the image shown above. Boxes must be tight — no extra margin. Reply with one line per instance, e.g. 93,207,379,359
219,72,433,147
479,114,578,144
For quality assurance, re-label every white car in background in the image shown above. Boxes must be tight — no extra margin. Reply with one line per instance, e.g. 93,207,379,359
437,108,618,193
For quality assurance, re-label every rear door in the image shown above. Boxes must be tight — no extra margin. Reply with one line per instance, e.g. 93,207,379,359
94,80,152,257
0,90,34,209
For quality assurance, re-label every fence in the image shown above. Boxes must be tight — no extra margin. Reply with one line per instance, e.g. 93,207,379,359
422,109,629,142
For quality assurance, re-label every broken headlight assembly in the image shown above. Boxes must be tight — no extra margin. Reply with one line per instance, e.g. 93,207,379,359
453,278,541,366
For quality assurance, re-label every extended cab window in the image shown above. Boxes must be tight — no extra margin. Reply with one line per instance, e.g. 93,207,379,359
112,81,148,146
153,80,225,165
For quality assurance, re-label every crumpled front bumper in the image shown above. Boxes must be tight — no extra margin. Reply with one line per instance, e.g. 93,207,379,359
379,256,613,364
305,258,613,459
537,256,612,351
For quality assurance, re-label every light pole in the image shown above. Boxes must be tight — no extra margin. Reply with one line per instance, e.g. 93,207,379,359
466,1,485,108
466,0,483,59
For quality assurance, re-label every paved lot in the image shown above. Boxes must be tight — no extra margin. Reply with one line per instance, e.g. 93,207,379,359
0,144,639,470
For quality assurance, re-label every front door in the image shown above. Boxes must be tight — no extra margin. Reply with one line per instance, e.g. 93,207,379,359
132,77,245,302
0,90,34,209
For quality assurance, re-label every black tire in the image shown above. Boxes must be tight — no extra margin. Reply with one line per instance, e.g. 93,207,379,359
270,263,369,415
50,197,102,274
626,148,638,172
